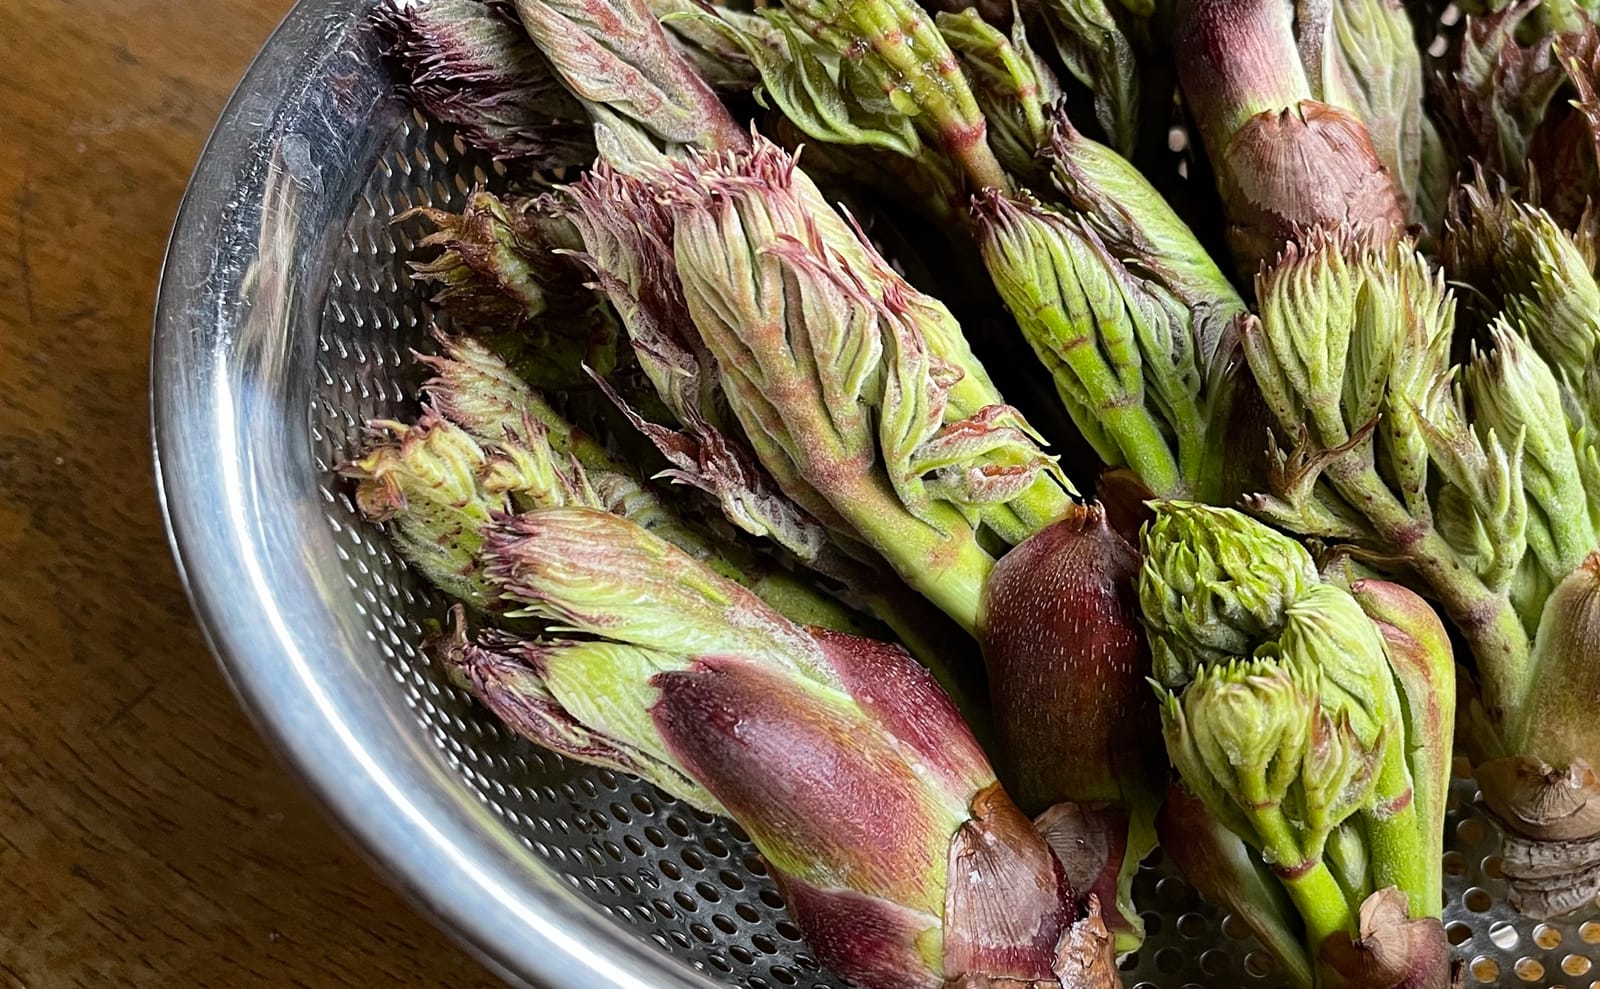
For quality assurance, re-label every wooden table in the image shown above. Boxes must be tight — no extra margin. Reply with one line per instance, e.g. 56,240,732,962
0,3,500,985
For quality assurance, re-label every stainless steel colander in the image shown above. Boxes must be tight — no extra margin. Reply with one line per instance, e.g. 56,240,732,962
151,2,1600,986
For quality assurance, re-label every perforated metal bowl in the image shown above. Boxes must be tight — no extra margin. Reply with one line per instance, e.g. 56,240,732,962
151,2,1600,987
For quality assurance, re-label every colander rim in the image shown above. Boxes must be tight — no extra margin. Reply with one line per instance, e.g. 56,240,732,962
150,2,732,986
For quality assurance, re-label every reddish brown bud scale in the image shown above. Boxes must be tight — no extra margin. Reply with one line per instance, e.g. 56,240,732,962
651,657,956,910
778,879,943,989
1032,803,1131,941
646,645,1116,988
1220,103,1403,271
1174,0,1403,271
1093,469,1155,548
811,629,993,799
978,503,1161,814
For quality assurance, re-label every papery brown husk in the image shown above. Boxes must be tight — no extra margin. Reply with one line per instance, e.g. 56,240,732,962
1477,756,1600,918
1319,888,1456,989
1475,554,1600,917
945,785,1077,984
1032,802,1134,947
1220,102,1404,272
943,786,1119,989
1051,897,1118,989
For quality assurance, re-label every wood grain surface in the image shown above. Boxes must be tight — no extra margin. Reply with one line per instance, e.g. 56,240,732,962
0,2,500,986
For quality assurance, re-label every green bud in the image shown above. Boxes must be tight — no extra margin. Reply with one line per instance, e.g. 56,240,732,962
1374,248,1456,522
1271,585,1397,852
1277,584,1399,752
778,0,1012,190
342,415,507,610
1250,227,1361,444
1139,502,1319,687
937,9,1060,178
1295,707,1383,863
1035,0,1141,156
510,0,747,151
1045,115,1248,367
1445,186,1600,380
1322,818,1374,909
1418,375,1531,596
691,13,924,159
1465,323,1599,604
1161,659,1320,867
973,192,1196,499
1250,227,1456,521
484,507,833,681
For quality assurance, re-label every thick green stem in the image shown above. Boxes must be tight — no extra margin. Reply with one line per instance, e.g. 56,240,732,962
1176,0,1313,153
835,472,995,633
1250,804,1355,958
1363,745,1430,917
1030,332,1184,499
949,136,1012,195
1103,404,1184,500
840,0,1012,193
1157,789,1316,989
1279,861,1355,961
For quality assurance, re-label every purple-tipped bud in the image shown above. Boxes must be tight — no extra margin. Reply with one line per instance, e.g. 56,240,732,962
653,138,1073,630
809,628,993,802
399,193,615,390
979,502,1162,951
1433,5,1592,226
372,0,593,166
459,507,1119,988
652,656,964,913
652,651,1096,988
434,606,716,805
